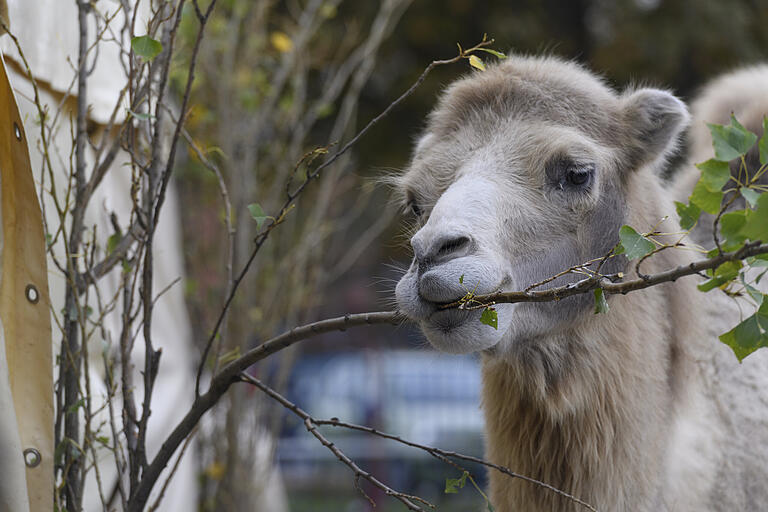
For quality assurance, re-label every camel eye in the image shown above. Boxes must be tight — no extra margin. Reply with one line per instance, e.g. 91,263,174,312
548,159,595,191
566,165,593,187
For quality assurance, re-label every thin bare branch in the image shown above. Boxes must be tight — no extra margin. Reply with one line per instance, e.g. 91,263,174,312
240,373,431,511
128,311,402,511
244,374,598,511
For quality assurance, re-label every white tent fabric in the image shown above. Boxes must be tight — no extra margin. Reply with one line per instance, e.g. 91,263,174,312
2,0,128,124
1,2,197,510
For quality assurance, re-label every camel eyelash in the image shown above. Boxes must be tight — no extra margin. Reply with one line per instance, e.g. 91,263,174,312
406,201,423,217
403,190,424,218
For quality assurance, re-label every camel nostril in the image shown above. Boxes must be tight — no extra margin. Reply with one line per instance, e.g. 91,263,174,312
415,234,472,273
436,236,470,259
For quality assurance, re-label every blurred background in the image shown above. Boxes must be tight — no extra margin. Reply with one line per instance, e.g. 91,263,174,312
172,0,768,510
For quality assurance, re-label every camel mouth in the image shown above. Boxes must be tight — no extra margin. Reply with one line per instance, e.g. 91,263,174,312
427,308,473,332
418,295,465,310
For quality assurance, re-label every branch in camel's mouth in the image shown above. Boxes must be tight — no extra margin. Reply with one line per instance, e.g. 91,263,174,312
431,278,510,311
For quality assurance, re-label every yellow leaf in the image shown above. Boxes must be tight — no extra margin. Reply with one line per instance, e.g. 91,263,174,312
204,461,226,481
320,3,337,18
248,306,263,322
468,55,485,71
270,31,293,53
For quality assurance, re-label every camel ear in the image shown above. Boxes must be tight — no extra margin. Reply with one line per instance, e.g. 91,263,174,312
622,88,690,168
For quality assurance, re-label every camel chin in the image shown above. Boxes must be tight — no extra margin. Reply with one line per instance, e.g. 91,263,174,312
419,306,513,354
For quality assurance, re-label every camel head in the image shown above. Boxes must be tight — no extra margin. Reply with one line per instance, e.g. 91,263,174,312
395,55,689,357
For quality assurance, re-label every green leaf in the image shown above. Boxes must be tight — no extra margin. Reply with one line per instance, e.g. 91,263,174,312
708,115,758,162
697,261,742,292
459,274,464,284
593,288,609,314
315,102,334,119
741,187,761,208
475,48,507,59
748,254,768,268
54,441,67,467
131,35,163,60
128,109,154,121
696,159,731,192
758,301,768,331
718,260,742,277
760,117,768,166
67,398,86,414
617,225,656,260
674,201,701,230
689,179,723,215
741,193,768,242
247,203,270,230
719,314,766,362
719,211,747,251
468,55,485,71
445,472,468,494
697,278,721,293
480,307,498,329
741,278,764,306
107,233,121,255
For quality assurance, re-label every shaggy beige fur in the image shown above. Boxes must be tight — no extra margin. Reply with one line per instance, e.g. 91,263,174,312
395,55,768,511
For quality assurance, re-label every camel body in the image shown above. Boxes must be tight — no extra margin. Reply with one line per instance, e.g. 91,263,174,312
394,57,768,510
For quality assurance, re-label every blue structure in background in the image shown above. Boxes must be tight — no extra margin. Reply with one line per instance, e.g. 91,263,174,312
278,350,487,501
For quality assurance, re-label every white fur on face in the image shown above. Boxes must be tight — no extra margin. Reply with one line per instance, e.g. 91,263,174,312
395,174,514,353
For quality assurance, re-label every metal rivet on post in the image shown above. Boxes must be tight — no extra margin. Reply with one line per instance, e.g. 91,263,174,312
25,284,39,304
13,122,21,141
23,448,41,468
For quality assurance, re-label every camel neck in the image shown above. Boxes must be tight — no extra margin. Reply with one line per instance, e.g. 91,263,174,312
481,286,679,510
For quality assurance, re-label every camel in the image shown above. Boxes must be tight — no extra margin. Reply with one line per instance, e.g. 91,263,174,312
394,55,768,511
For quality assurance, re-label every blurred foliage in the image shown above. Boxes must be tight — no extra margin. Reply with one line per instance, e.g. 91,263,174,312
176,0,768,346
174,1,415,509
357,0,768,177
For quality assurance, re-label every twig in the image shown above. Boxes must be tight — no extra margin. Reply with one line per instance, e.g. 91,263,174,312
239,373,432,511
75,221,145,294
146,426,198,512
59,3,91,508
